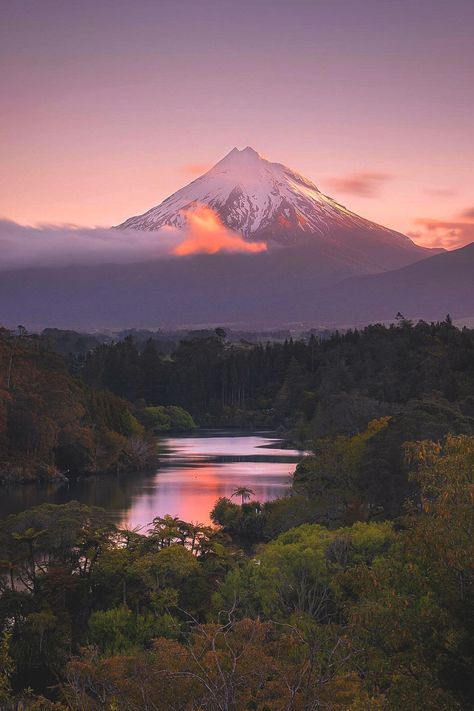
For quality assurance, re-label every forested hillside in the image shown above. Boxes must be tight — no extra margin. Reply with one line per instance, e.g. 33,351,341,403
0,329,157,482
2,320,474,709
80,319,474,515
81,319,474,427
1,435,473,710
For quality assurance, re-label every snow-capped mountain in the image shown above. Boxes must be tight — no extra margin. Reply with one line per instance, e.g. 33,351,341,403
117,146,435,269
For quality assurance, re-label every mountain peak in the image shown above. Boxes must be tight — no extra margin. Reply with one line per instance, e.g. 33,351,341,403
228,146,260,156
217,146,263,168
117,148,434,269
241,146,261,157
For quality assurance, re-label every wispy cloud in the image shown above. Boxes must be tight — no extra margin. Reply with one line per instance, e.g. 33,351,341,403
327,171,392,197
0,219,181,270
409,218,474,250
409,206,474,249
425,188,457,198
0,206,265,270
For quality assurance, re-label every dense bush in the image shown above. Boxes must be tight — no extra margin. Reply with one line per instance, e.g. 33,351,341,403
1,436,473,708
138,404,197,432
0,329,157,481
80,320,474,433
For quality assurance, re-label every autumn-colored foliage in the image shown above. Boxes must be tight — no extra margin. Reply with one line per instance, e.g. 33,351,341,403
2,322,474,709
0,329,156,481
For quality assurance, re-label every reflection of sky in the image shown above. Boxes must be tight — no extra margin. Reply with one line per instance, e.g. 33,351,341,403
162,434,300,459
0,433,305,528
121,434,303,528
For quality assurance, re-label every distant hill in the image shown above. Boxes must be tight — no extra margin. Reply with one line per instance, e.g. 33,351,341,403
0,242,472,331
318,241,474,325
0,243,380,330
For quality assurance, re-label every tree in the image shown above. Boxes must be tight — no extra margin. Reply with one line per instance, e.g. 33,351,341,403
294,417,391,523
65,616,355,710
0,632,14,703
249,521,394,621
347,435,474,710
231,487,255,505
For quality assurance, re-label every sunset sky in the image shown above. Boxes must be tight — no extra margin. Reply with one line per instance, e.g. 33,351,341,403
1,0,473,249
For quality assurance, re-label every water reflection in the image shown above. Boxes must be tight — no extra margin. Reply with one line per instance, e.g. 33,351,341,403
0,431,305,528
122,432,303,527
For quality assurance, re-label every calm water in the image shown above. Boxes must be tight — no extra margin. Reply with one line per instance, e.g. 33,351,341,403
0,431,305,528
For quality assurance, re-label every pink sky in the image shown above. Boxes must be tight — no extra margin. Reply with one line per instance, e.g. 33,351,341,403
1,0,473,249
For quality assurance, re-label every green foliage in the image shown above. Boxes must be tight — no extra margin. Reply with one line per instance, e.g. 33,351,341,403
359,398,474,515
346,435,474,710
144,545,199,583
260,494,323,538
294,417,391,521
80,320,474,431
0,330,157,481
210,497,265,541
4,320,474,708
0,501,232,700
88,606,172,655
77,321,474,515
0,631,14,701
139,404,197,432
251,521,394,619
211,520,394,623
1,433,474,710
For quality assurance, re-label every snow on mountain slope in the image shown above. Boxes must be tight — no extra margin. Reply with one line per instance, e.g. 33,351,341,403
117,147,434,269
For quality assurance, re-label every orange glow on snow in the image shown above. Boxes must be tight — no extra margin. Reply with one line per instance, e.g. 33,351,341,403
173,205,267,255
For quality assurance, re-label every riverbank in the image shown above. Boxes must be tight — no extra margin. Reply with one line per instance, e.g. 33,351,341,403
0,431,304,526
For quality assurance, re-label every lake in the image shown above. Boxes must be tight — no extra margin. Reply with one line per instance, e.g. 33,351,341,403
0,431,305,529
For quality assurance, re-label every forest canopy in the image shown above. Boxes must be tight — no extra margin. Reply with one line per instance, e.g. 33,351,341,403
0,435,473,709
0,329,159,482
1,319,474,709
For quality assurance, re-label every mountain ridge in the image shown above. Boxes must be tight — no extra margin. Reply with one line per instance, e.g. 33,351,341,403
318,241,474,325
1,148,461,331
117,146,438,271
0,243,472,331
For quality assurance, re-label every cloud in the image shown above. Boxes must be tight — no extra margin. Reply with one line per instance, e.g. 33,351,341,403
180,162,212,176
409,218,474,250
0,206,266,270
174,206,266,255
460,207,474,219
0,219,181,271
327,171,392,197
425,188,457,198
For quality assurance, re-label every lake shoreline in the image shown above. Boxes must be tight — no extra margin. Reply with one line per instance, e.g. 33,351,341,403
0,431,305,526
